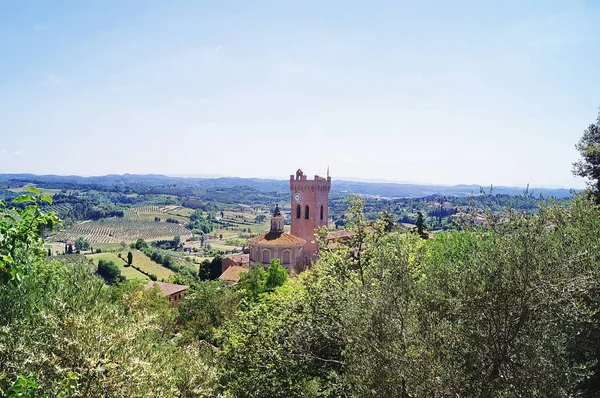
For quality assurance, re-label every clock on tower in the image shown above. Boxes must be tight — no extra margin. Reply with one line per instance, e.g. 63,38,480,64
292,192,302,204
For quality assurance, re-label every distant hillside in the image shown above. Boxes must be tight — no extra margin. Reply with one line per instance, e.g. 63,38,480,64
0,173,575,199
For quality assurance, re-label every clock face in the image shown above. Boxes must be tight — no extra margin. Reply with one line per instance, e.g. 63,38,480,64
292,192,302,204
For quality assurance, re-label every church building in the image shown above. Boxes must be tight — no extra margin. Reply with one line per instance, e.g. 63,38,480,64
248,169,331,268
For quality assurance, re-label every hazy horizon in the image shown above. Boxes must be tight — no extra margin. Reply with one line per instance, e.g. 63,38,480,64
0,171,579,190
1,1,598,188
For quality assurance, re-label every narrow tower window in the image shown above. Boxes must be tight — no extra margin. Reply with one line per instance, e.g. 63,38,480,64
296,204,301,219
320,205,324,220
305,205,310,219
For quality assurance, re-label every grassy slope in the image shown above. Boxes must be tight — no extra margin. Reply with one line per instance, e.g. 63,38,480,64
126,249,174,280
86,252,149,281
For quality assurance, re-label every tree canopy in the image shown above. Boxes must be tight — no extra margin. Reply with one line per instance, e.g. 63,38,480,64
573,107,600,203
3,183,600,397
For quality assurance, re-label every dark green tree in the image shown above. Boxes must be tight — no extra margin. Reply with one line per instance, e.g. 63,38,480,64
415,211,428,239
573,108,600,203
198,259,211,280
236,265,267,302
378,210,396,232
198,255,222,281
97,259,124,285
127,251,133,266
74,237,90,251
134,238,148,250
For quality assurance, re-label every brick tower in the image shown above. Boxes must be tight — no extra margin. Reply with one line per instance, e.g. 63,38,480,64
290,168,331,253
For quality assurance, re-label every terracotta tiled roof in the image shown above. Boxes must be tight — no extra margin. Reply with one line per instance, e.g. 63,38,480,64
327,230,355,240
248,232,306,246
229,253,249,264
219,265,248,283
144,281,189,296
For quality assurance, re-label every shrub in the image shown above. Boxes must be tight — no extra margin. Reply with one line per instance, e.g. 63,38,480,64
97,259,124,285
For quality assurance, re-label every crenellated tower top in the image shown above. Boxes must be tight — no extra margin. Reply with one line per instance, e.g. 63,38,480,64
290,169,332,192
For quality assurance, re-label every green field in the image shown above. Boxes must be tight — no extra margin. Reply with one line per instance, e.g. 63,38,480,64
127,249,174,280
86,252,149,281
93,242,123,250
165,206,195,217
86,250,174,281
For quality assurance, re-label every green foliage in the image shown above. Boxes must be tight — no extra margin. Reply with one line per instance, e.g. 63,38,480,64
73,237,90,251
2,372,80,398
235,259,288,303
188,210,213,234
3,374,43,398
127,251,133,266
96,259,125,285
414,210,428,239
219,193,600,397
220,282,337,397
198,255,222,281
573,107,600,203
264,259,288,291
177,280,241,345
134,238,148,250
377,210,396,232
236,265,267,302
0,259,221,397
0,188,60,284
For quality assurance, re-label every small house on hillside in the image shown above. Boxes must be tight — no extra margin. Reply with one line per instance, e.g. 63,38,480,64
218,265,248,284
221,253,250,273
144,281,189,304
64,240,74,254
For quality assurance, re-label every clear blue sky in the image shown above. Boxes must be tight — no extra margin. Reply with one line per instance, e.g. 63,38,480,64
1,1,598,187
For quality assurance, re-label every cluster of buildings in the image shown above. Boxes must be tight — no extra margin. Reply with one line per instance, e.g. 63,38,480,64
148,168,337,298
218,168,334,282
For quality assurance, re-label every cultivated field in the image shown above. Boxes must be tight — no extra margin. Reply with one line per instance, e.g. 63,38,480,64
43,203,72,215
48,217,192,244
9,184,60,195
125,205,191,223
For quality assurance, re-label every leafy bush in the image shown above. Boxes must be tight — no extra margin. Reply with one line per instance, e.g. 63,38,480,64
0,189,60,284
97,259,124,285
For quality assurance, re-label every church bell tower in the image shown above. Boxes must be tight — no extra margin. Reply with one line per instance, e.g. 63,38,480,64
289,169,331,253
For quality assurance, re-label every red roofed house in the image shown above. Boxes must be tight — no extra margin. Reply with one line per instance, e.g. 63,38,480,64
326,230,355,242
221,253,250,273
144,281,189,304
218,265,249,284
